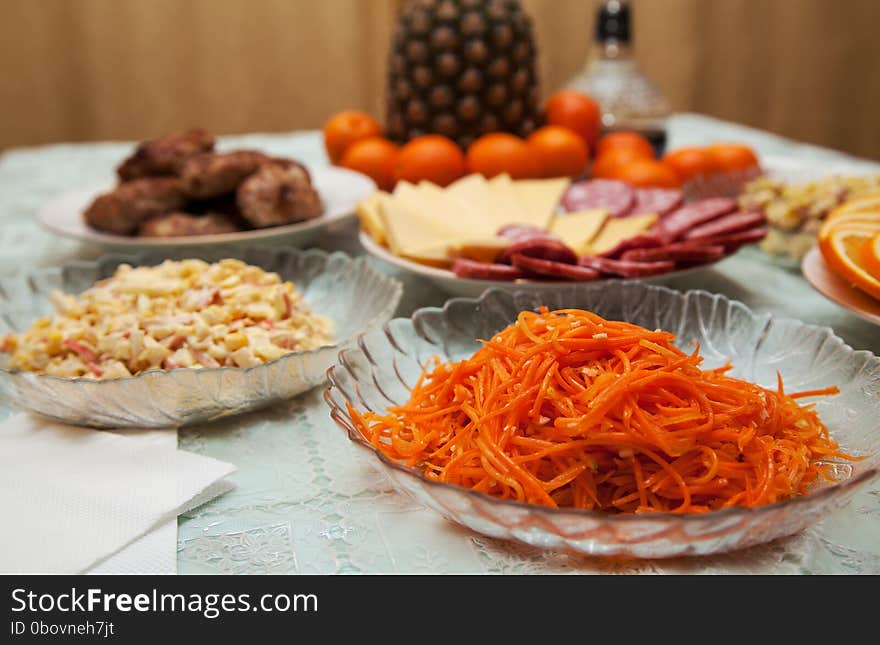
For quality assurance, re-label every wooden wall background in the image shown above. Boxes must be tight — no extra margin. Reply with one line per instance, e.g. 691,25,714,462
1,0,878,160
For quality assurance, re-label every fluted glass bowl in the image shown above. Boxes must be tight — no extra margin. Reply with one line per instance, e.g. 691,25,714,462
0,247,402,428
325,284,880,558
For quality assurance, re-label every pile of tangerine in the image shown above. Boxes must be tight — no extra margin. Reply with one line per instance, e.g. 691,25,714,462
323,89,760,191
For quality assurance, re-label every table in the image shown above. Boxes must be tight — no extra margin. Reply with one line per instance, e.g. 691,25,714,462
1,114,879,574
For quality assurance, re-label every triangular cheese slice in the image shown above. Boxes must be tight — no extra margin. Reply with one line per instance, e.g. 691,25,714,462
376,192,461,257
550,209,609,255
514,177,571,230
585,213,659,256
356,192,387,245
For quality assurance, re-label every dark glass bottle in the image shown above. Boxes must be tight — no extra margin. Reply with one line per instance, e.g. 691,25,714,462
567,0,671,155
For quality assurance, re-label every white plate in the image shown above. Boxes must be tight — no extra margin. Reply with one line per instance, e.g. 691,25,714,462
36,165,375,249
360,231,712,298
802,246,880,327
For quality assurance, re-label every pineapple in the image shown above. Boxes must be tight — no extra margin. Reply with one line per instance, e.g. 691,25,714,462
386,0,541,150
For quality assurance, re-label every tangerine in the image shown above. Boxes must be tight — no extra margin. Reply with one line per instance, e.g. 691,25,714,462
544,90,602,150
706,143,760,173
395,135,466,187
339,137,399,190
661,146,719,182
591,147,648,179
527,126,588,178
610,158,682,188
595,131,655,159
323,110,383,165
466,133,537,179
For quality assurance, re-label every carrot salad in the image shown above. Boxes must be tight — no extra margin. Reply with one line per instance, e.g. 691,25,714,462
349,307,855,514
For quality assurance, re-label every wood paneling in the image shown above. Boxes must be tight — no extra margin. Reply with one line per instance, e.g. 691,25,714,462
1,0,878,160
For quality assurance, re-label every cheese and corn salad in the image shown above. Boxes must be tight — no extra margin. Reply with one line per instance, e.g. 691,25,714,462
739,174,880,261
739,175,880,232
0,259,333,379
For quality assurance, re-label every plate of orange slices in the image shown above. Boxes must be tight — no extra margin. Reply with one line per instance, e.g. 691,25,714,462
802,194,880,325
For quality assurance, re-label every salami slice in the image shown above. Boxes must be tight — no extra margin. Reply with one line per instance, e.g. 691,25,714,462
652,197,738,243
562,179,635,217
579,255,676,278
684,210,767,240
632,187,684,217
497,224,558,242
621,243,726,264
497,238,578,265
598,234,663,259
697,226,767,250
511,254,600,281
451,258,523,281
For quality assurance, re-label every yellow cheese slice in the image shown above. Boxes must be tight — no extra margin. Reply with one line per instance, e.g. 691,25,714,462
550,209,609,256
482,174,534,232
585,213,658,256
514,177,571,230
391,180,484,238
356,192,387,245
445,174,491,221
376,192,461,257
399,243,452,268
452,236,510,263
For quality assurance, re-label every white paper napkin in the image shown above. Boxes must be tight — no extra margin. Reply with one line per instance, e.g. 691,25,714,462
0,414,236,574
88,428,178,575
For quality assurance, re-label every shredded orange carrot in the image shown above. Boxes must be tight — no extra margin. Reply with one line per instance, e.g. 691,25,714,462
349,307,857,514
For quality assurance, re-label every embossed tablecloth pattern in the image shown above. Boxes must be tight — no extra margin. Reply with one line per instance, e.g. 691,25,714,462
1,114,878,574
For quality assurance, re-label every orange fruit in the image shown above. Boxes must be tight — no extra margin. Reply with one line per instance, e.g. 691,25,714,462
609,158,683,188
595,131,655,159
323,110,383,165
829,195,880,218
527,125,588,178
339,137,399,191
819,227,880,300
466,133,537,179
591,147,651,179
861,233,880,280
395,135,466,187
661,146,720,182
544,90,601,150
819,210,880,242
706,143,760,174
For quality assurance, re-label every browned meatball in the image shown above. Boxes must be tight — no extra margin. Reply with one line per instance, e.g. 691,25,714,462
179,150,271,199
116,129,215,181
236,162,324,228
83,177,187,235
138,212,242,237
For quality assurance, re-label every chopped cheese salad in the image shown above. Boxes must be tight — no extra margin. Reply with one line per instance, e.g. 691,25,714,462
0,259,333,379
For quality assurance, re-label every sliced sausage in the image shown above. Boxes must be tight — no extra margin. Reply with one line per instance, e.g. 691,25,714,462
579,255,676,278
497,238,578,265
696,226,768,250
632,187,684,217
562,179,635,217
651,197,738,243
451,258,523,281
621,243,726,264
497,224,558,242
684,210,767,240
598,234,663,259
511,254,600,281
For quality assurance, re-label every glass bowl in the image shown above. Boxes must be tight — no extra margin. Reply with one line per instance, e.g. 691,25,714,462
0,247,402,428
325,284,880,558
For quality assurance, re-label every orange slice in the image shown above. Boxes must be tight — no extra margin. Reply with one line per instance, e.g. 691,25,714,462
832,193,880,216
819,227,880,300
819,212,880,242
861,232,880,281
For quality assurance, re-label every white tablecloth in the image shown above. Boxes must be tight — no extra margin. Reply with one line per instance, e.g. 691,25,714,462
1,113,879,574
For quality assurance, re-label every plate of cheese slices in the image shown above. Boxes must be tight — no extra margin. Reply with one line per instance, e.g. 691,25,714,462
357,173,764,297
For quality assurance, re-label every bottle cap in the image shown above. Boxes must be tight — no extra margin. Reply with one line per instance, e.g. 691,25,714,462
596,0,631,43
